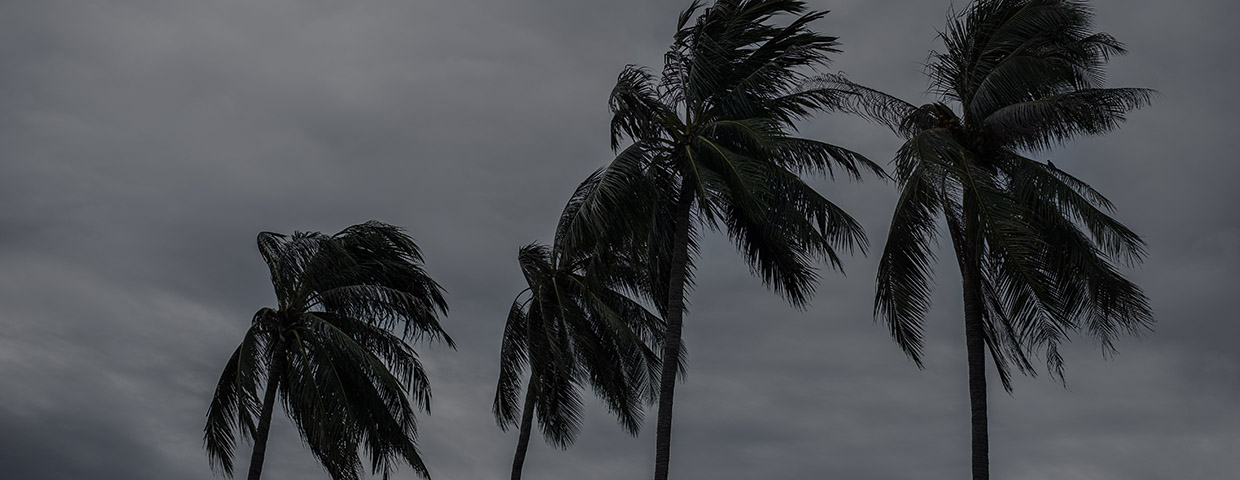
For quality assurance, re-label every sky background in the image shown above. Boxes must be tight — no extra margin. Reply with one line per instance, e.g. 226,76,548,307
1,0,1236,479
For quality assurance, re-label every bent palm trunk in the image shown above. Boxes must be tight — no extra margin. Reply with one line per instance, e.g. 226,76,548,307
247,341,285,480
653,186,694,480
510,375,539,480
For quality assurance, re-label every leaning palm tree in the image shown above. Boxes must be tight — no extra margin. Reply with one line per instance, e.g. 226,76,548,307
822,1,1154,478
493,242,668,480
204,221,452,480
557,1,881,478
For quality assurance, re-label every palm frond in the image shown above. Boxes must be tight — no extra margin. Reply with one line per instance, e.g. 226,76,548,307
204,316,270,477
279,313,430,480
984,87,1155,151
555,143,659,259
493,295,531,431
769,135,886,180
874,168,945,366
1006,152,1146,264
312,312,431,411
1011,188,1152,372
803,73,920,134
316,284,452,346
257,231,327,310
611,66,676,150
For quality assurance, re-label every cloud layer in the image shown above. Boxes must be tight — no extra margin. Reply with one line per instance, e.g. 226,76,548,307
1,1,1236,479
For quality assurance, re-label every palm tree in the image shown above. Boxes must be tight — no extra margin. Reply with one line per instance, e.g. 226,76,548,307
204,221,452,480
557,1,881,478
493,242,669,480
823,1,1155,478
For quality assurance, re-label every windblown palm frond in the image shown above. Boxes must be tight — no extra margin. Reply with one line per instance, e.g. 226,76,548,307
205,221,450,480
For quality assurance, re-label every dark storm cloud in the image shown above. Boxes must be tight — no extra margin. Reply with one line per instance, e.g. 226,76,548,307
0,0,1236,479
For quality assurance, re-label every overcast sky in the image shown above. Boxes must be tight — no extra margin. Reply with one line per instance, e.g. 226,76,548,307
1,0,1236,479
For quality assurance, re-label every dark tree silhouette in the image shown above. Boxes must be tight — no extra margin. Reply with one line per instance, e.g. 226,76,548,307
558,1,881,478
494,242,670,480
204,221,451,480
822,1,1155,478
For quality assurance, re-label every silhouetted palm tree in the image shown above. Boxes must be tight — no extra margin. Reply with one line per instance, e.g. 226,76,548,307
494,242,669,480
558,1,880,478
204,221,451,480
823,1,1154,478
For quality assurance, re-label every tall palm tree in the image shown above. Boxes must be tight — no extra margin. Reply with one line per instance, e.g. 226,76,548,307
823,1,1154,478
493,242,670,480
204,221,452,480
558,1,881,478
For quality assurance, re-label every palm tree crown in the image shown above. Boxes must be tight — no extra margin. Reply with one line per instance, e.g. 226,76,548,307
559,1,882,478
824,1,1154,478
205,221,451,480
564,0,880,287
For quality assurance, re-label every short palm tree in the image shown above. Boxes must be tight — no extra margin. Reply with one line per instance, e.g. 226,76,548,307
557,1,881,478
204,221,452,480
493,242,668,480
823,1,1154,478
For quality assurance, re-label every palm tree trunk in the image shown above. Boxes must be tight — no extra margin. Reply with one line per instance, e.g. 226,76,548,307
510,373,539,480
654,185,694,480
961,259,989,480
247,339,285,480
950,205,988,480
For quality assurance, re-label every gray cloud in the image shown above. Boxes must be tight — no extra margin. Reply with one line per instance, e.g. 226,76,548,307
1,0,1236,479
